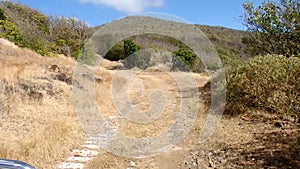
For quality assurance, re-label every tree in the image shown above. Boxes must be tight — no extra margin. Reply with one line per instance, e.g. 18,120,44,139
172,48,197,71
242,0,300,57
50,16,92,58
124,39,141,58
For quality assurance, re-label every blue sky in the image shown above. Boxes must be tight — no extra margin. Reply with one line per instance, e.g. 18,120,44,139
16,0,264,30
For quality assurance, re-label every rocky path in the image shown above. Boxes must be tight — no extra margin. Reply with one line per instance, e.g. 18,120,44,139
57,138,100,169
57,70,209,169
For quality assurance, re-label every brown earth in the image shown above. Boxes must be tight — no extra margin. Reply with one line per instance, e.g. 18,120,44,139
0,38,299,169
86,68,300,169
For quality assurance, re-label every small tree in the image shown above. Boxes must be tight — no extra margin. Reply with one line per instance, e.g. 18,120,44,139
172,48,197,71
104,41,125,61
122,39,150,69
242,0,300,57
124,39,141,57
50,16,92,58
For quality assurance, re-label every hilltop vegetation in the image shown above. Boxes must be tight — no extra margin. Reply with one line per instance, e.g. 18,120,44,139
0,1,93,57
0,1,247,62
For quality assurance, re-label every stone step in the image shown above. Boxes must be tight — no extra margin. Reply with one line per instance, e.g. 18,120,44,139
81,144,100,149
58,162,85,169
72,149,99,157
84,140,98,145
67,156,92,163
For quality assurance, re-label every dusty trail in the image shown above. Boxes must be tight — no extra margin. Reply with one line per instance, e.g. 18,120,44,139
58,70,210,169
2,38,298,169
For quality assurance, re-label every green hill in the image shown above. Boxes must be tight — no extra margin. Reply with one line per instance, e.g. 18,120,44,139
0,1,247,62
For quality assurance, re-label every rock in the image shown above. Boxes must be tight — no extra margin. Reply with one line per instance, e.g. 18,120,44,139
209,159,215,168
18,80,44,101
99,58,124,70
129,161,137,167
54,73,72,85
274,121,283,128
50,64,60,72
81,73,102,83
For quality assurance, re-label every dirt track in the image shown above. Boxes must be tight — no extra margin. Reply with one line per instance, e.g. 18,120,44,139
1,38,298,169
59,68,211,168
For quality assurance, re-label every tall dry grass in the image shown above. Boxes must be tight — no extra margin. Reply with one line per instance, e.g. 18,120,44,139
0,38,86,168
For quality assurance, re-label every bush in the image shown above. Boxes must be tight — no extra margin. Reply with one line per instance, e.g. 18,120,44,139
0,8,6,20
104,39,141,61
78,42,97,65
0,18,24,47
242,0,300,57
104,41,125,61
0,6,23,45
226,55,300,118
172,48,197,71
1,1,54,56
50,16,92,58
124,39,141,58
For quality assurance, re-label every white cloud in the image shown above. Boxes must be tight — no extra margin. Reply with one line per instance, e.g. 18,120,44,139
79,0,164,13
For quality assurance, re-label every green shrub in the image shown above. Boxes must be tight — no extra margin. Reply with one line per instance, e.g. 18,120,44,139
207,62,220,71
104,39,141,61
226,55,300,118
124,39,141,58
0,20,24,46
0,6,23,45
1,2,92,58
172,48,197,71
217,48,242,72
0,8,6,20
104,41,125,61
25,36,54,56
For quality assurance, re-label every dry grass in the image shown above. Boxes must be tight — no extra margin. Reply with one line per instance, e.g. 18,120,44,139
0,39,86,168
88,65,300,169
88,69,210,168
85,150,158,169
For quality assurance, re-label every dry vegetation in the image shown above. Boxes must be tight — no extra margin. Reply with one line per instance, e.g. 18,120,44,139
1,2,299,168
0,38,86,168
0,36,299,169
85,71,211,169
86,70,300,168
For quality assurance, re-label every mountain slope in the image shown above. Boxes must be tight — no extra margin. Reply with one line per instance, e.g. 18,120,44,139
1,1,247,62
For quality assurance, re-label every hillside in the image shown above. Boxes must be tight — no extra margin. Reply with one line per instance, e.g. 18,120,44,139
1,1,299,169
198,25,248,59
0,38,86,168
0,1,247,61
0,38,298,169
0,1,93,57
